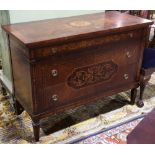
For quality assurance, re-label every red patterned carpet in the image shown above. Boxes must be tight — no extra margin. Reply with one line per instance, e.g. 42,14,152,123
75,117,143,144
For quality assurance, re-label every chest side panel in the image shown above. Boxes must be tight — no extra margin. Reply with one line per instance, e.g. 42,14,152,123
9,36,33,114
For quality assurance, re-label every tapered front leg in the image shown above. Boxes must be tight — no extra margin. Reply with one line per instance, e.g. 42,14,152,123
32,119,40,142
130,88,137,105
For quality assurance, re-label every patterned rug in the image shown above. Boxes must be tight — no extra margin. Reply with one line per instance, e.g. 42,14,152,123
0,73,155,144
74,117,144,144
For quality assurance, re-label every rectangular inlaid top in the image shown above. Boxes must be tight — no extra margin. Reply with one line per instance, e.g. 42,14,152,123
2,11,153,48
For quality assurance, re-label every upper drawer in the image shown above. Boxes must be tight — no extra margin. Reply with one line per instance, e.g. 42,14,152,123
30,29,143,60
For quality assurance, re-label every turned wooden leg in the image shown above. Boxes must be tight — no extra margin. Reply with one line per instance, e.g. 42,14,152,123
136,82,145,108
1,86,7,96
32,119,40,142
13,97,24,115
130,88,137,105
136,69,152,108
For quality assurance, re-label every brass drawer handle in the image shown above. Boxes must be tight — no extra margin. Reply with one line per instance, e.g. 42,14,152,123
124,74,129,80
126,51,131,58
51,69,58,77
51,48,57,54
52,94,58,102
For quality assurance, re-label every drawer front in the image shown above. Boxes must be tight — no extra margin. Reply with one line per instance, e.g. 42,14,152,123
31,29,142,59
45,63,138,110
33,35,142,113
34,57,140,113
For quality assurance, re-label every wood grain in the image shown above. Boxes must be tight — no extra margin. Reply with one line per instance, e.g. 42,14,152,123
2,11,153,48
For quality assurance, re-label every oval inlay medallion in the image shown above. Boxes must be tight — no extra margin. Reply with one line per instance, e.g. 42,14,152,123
69,20,91,27
67,61,118,89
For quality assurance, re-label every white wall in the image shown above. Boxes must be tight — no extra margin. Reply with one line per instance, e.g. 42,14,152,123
9,10,104,24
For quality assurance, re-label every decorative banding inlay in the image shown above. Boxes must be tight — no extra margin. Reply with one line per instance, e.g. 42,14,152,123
67,61,118,89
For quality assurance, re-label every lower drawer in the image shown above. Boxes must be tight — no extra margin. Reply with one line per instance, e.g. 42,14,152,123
44,63,138,110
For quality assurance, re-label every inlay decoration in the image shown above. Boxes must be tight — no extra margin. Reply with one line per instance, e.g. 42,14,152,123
69,20,91,27
67,61,118,89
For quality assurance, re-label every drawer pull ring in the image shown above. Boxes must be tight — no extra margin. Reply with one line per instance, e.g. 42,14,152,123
124,74,129,80
51,69,58,77
129,33,133,38
51,48,57,54
52,94,58,102
126,51,131,58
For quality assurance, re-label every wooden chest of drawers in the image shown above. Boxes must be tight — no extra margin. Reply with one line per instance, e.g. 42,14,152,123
2,11,153,141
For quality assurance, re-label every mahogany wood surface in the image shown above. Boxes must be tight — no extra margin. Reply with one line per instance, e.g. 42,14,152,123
1,11,153,141
2,11,153,48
